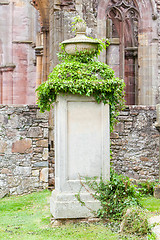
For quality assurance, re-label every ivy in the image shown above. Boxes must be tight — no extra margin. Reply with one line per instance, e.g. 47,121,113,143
76,168,141,220
36,36,125,132
71,16,86,32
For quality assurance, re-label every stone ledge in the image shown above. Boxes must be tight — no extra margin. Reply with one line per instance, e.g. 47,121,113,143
0,104,39,109
128,105,156,110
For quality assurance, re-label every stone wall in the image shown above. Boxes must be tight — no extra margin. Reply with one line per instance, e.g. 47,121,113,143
0,104,159,196
0,105,49,197
111,106,159,181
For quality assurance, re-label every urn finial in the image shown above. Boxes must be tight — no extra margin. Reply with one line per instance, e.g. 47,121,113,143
61,19,99,55
75,21,86,34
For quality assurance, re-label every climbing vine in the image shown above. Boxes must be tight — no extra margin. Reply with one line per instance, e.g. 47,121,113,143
36,22,125,131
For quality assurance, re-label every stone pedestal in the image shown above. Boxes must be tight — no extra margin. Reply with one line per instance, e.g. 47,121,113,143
154,185,160,199
50,94,110,219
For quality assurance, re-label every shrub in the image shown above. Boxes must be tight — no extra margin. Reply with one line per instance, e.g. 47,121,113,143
77,168,141,220
137,180,158,196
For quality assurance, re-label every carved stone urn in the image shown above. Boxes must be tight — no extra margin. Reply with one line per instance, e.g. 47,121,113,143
61,21,99,55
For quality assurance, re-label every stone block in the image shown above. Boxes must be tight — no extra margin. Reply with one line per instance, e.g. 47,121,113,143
27,127,42,138
34,147,43,153
6,129,17,138
40,168,48,182
33,161,48,167
1,168,11,175
0,180,5,187
43,128,48,138
0,115,4,123
43,148,48,160
0,190,10,199
39,123,48,128
154,185,160,199
51,191,101,219
0,140,7,153
49,178,55,186
76,0,82,5
32,170,39,177
8,115,19,128
33,153,42,159
54,0,61,4
36,140,48,148
14,166,31,176
36,109,49,119
12,139,32,153
140,157,150,161
110,132,119,139
114,122,124,132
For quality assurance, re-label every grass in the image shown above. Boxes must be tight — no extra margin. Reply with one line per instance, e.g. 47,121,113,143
0,190,159,240
0,190,120,240
140,196,160,213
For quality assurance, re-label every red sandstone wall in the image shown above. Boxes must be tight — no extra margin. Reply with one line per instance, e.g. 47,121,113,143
0,0,40,104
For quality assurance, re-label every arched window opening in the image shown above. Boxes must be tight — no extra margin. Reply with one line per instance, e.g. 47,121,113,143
106,0,139,105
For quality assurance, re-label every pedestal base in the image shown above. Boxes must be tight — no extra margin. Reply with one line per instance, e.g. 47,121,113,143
154,185,160,198
50,190,101,219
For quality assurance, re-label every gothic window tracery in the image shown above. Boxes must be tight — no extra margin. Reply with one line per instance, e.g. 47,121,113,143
106,0,139,105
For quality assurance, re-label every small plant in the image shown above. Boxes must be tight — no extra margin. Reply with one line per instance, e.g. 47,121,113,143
137,180,158,196
120,206,152,236
76,168,141,220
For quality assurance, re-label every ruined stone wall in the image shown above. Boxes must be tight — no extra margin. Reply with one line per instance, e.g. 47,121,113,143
49,0,160,105
0,105,159,196
0,105,49,197
111,106,159,181
0,0,39,104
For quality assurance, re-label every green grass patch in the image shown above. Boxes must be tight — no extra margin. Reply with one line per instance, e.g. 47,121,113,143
0,190,120,240
0,190,158,240
140,196,160,213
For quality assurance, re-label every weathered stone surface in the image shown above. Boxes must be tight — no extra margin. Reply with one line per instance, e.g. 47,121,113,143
12,139,32,153
0,105,49,196
0,141,7,153
27,127,42,138
43,128,48,138
32,170,39,177
0,190,9,199
36,140,48,147
51,95,110,219
1,168,11,175
0,103,159,197
40,168,48,182
110,132,119,139
36,110,49,119
14,166,31,176
43,148,48,160
154,185,160,199
33,161,48,167
111,106,159,181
